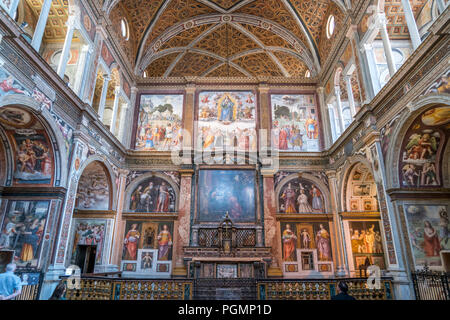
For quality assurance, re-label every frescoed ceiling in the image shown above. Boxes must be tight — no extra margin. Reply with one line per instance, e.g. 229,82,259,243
102,0,348,78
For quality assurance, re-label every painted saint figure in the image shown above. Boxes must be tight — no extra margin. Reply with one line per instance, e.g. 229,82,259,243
219,96,235,122
281,183,297,213
157,225,172,261
423,220,441,256
310,186,323,211
156,182,170,212
297,189,313,213
282,224,297,261
301,229,311,249
316,224,331,261
123,224,140,260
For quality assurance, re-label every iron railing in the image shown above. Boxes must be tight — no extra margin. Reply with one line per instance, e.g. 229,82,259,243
62,275,394,300
64,276,193,300
257,278,394,300
412,267,450,300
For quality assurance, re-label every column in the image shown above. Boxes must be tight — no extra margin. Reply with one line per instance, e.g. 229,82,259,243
261,169,283,277
73,45,90,94
118,102,129,143
109,86,121,134
344,75,356,118
326,170,348,277
76,45,93,97
97,75,111,120
334,86,345,133
172,169,194,277
377,14,397,77
316,87,333,148
328,105,338,142
436,0,446,14
57,15,77,78
401,0,422,50
30,0,52,51
360,43,382,95
124,87,138,148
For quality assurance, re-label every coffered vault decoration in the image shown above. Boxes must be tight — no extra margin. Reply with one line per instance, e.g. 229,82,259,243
104,0,348,77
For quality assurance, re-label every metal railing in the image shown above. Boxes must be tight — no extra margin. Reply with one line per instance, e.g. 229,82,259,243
412,267,450,300
63,275,394,300
257,278,394,300
64,276,193,300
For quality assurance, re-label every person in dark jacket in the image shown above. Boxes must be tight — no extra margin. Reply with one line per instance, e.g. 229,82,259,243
49,281,67,300
331,281,356,300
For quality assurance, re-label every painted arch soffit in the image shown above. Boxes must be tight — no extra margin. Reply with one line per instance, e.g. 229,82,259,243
136,15,317,76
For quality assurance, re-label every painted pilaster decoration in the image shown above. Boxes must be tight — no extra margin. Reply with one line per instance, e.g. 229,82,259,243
183,85,196,150
173,169,194,276
54,140,83,266
344,75,356,118
363,134,399,268
316,87,332,148
30,0,52,51
334,86,346,133
326,170,348,277
258,84,271,149
261,169,282,277
111,169,129,266
400,0,422,50
98,74,111,120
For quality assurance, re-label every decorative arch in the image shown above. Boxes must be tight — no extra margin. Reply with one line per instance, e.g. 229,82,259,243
0,95,69,187
75,154,118,211
136,14,317,75
75,160,113,211
343,162,378,212
275,172,331,214
338,154,376,213
124,172,180,213
385,94,450,189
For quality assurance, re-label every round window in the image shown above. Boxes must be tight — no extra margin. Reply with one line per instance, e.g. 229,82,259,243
326,15,335,39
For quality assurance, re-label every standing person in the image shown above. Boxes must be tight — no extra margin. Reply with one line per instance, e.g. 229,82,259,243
0,263,22,300
49,281,66,300
331,281,356,300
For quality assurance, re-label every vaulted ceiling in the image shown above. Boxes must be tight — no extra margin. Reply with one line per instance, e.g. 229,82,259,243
104,0,348,78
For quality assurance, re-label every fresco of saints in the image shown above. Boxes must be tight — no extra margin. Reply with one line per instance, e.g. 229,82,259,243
282,224,297,261
305,115,318,139
123,224,140,260
156,182,170,212
143,182,158,212
157,225,172,261
439,209,449,246
316,224,331,261
310,186,323,211
218,95,235,122
297,189,313,213
281,183,297,213
364,225,375,254
423,220,441,257
19,218,41,262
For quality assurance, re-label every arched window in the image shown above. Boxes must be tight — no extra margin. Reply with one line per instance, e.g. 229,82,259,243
326,15,335,39
121,18,129,40
305,70,311,78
